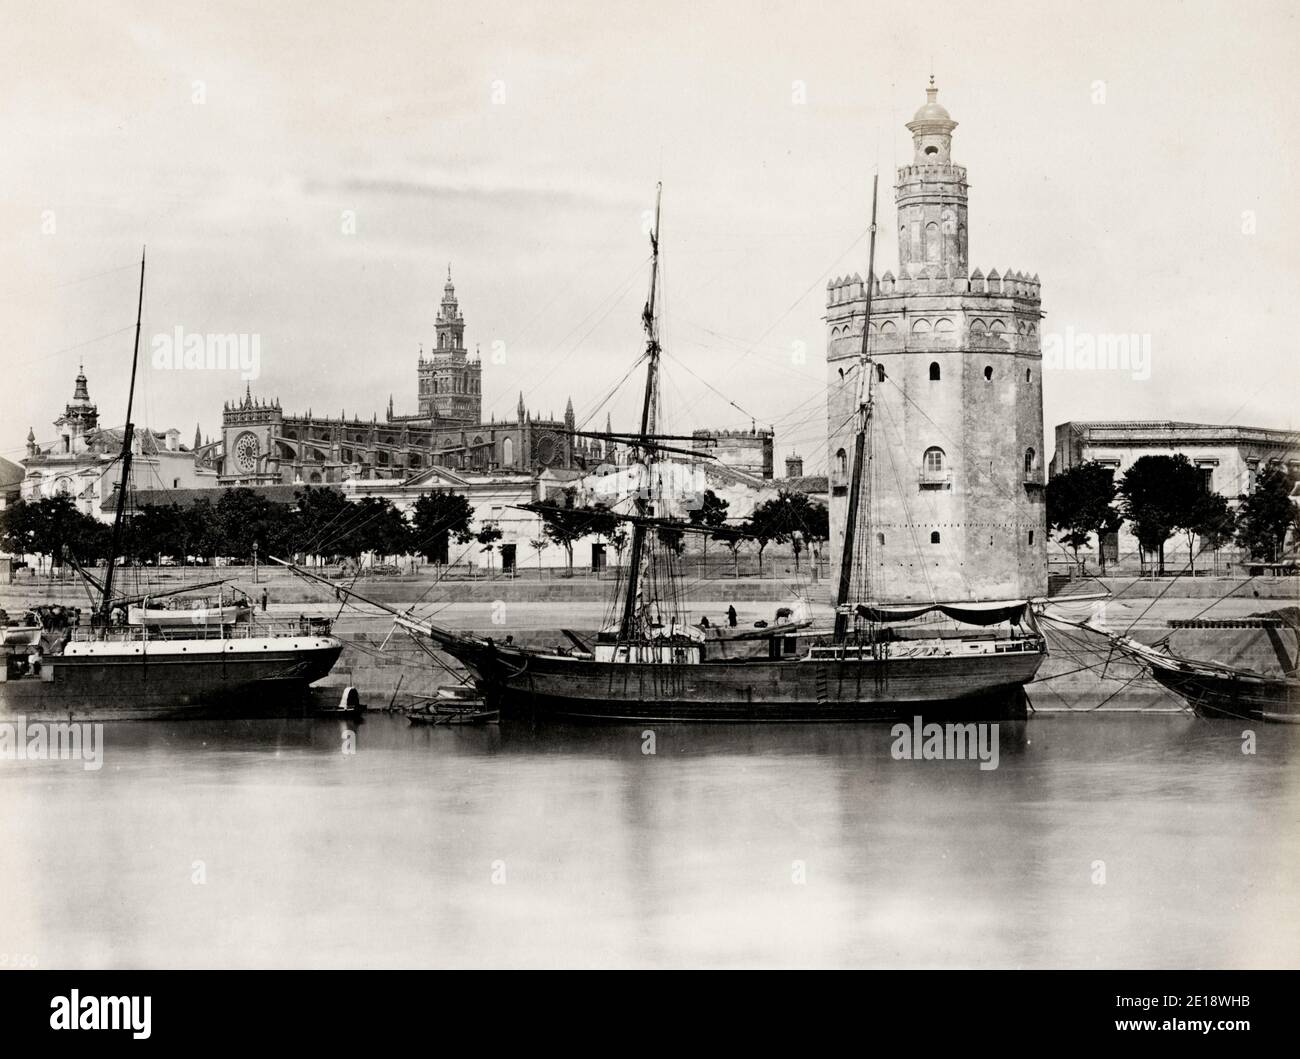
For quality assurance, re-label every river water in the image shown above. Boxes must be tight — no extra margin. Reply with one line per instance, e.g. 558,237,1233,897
1,712,1297,968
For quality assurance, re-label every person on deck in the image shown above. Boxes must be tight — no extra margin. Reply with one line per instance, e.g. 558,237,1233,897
726,605,737,628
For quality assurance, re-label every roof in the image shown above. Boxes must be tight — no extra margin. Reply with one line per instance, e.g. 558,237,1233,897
769,475,828,495
0,456,24,494
101,484,332,512
1058,420,1300,449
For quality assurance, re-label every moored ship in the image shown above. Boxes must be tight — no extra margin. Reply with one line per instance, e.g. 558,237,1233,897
0,249,343,720
285,172,1047,722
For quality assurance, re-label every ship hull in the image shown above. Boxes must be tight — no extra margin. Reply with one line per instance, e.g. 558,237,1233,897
1148,665,1300,724
438,640,1044,722
0,643,344,721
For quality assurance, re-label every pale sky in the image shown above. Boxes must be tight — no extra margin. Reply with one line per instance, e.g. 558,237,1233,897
3,0,1297,475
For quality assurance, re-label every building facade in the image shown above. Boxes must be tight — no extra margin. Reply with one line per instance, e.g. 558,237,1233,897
1050,420,1300,567
690,427,774,479
22,367,217,519
825,79,1047,603
216,271,600,485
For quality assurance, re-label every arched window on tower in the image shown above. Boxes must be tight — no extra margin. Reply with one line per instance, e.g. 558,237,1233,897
1024,448,1036,475
502,437,514,466
930,531,941,545
835,448,848,476
984,365,994,381
876,363,885,382
929,362,941,381
925,222,940,263
922,446,946,482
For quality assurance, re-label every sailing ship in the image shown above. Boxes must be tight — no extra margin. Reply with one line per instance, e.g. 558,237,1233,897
1041,606,1300,723
282,181,1046,722
0,249,343,721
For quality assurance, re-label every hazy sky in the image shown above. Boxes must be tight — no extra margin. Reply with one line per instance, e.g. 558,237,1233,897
3,0,1297,475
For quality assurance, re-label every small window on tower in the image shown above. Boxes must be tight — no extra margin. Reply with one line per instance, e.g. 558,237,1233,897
930,531,941,545
877,533,885,546
929,362,941,381
876,364,885,382
984,366,994,381
925,145,938,156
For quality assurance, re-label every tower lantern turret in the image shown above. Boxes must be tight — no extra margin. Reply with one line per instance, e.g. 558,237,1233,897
895,77,968,276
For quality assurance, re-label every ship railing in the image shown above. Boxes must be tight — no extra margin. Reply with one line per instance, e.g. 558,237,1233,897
66,617,333,644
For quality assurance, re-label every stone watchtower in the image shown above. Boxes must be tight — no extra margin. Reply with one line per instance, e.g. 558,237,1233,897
825,80,1047,603
417,267,482,429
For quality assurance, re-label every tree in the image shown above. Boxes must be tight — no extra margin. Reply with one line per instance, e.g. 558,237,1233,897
688,489,729,531
711,523,747,577
476,522,503,573
656,517,686,557
749,491,821,574
183,497,220,563
213,488,293,563
1191,492,1237,574
0,497,106,570
1046,461,1123,574
1236,462,1298,563
127,503,188,564
348,497,411,561
689,488,729,574
528,536,549,571
409,491,475,564
291,487,354,561
608,526,629,569
534,490,614,575
1119,454,1203,575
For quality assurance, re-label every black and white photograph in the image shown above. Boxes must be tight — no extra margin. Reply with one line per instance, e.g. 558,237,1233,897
0,0,1296,1031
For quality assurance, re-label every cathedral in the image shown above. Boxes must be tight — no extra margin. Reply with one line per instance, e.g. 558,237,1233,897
215,270,602,486
825,79,1048,602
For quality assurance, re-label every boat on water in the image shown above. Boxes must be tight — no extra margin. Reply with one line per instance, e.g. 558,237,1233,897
126,598,250,627
278,180,1047,723
0,249,343,721
1041,606,1300,723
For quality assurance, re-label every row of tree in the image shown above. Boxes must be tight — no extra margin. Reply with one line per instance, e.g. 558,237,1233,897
1047,455,1298,574
0,486,833,576
533,488,831,575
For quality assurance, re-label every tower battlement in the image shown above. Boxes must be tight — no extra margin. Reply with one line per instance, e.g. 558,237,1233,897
826,267,1041,306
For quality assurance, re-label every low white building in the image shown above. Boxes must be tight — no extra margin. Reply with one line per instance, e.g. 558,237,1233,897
1050,420,1300,569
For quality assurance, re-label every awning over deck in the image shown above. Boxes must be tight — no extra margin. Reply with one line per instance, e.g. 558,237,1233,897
855,600,1029,626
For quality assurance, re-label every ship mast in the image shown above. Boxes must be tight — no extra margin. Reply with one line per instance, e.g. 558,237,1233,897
99,246,146,620
833,175,879,642
619,183,663,640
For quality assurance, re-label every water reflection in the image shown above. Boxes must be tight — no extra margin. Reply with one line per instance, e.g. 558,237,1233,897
0,712,1296,968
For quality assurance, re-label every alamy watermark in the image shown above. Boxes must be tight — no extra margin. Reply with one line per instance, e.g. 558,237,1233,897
1042,326,1151,381
151,326,261,380
890,715,999,771
0,716,103,771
